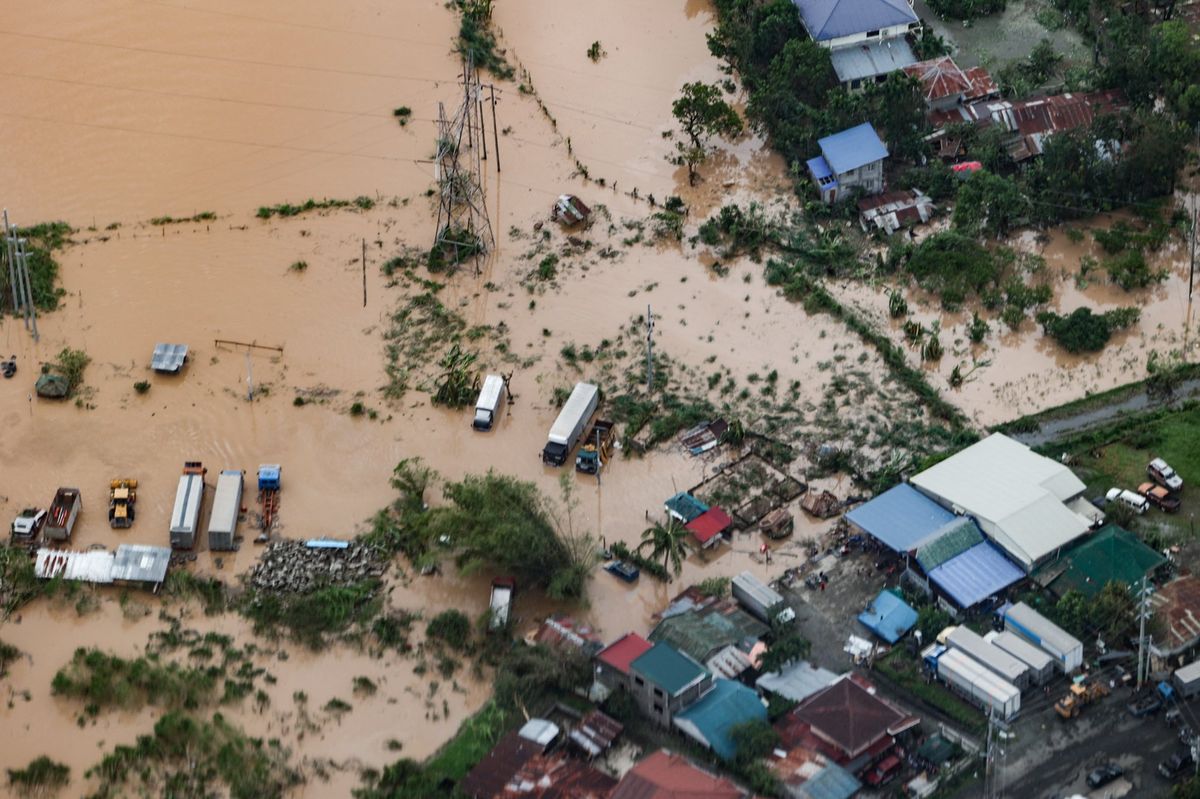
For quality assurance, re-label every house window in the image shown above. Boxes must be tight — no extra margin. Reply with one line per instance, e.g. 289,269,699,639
867,29,880,36
634,676,644,687
654,687,664,698
850,78,862,90
653,703,663,714
818,175,836,186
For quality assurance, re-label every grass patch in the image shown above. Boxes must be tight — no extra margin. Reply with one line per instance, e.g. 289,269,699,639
239,580,383,649
454,1,513,79
133,380,151,394
1,221,71,312
876,649,985,733
149,211,217,225
163,571,230,615
88,710,300,799
51,647,218,711
7,755,69,795
255,196,374,219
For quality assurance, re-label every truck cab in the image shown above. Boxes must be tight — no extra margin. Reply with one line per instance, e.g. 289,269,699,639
11,508,46,541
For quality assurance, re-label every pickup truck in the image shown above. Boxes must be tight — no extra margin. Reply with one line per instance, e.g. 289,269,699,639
11,508,46,542
1139,482,1182,513
1128,694,1163,717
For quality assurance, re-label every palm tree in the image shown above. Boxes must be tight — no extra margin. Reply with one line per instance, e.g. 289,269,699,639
637,519,689,579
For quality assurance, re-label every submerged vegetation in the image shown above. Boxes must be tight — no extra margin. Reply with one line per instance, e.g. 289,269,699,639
1,221,71,312
1035,306,1140,353
7,756,70,795
454,0,513,79
51,647,217,711
255,196,375,219
148,211,217,225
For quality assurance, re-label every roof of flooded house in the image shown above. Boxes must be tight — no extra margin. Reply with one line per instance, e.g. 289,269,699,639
533,614,604,653
650,600,768,664
568,710,623,758
685,507,732,545
501,752,617,798
963,66,999,101
857,588,918,644
757,661,843,704
459,730,542,799
1032,524,1166,599
817,123,889,175
857,189,928,213
792,0,917,42
785,676,919,760
630,642,709,696
665,492,709,522
770,744,862,799
610,750,754,799
902,56,973,103
151,342,188,373
830,38,917,84
596,632,653,675
910,433,1091,570
674,679,768,762
1149,576,1200,657
845,483,956,553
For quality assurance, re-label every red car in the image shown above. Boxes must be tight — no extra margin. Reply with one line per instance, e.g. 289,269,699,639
1139,482,1182,513
863,754,902,787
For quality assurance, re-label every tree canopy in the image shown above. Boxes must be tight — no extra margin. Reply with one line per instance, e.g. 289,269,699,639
671,82,743,183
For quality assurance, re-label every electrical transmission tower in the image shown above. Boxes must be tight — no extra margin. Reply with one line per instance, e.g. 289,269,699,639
432,57,494,273
1136,577,1155,689
3,209,39,341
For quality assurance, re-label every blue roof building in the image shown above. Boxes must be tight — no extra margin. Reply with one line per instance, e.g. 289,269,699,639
807,123,889,204
858,588,918,643
846,483,955,553
792,0,920,87
673,679,767,761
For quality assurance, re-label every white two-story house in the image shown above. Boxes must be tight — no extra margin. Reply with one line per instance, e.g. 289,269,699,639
792,0,921,89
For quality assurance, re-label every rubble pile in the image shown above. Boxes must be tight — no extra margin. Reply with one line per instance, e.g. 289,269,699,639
248,539,386,593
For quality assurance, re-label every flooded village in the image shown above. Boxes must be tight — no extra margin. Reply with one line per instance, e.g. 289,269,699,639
3,0,1200,797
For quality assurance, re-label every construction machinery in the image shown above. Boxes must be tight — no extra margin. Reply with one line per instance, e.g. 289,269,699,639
108,478,138,529
1055,680,1110,719
256,464,281,543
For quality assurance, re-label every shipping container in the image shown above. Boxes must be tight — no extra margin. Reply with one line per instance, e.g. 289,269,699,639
732,571,795,625
945,627,1031,691
473,374,506,431
1004,602,1083,673
44,488,82,542
170,462,206,549
542,383,598,466
985,631,1055,686
1174,660,1200,700
207,470,244,551
925,644,1020,720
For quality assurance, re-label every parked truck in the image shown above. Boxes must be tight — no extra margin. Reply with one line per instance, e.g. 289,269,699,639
575,419,614,474
1054,680,1109,719
542,382,598,466
924,644,1020,720
108,478,137,529
170,462,207,549
489,577,516,632
208,470,244,551
732,571,796,626
44,488,82,542
11,508,47,544
473,374,506,431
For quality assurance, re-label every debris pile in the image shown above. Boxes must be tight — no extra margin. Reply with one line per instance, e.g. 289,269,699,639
248,539,385,593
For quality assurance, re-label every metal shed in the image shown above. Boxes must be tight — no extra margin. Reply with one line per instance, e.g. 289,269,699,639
151,343,189,373
112,544,171,589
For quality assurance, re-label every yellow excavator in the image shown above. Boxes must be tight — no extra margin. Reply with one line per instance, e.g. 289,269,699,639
1055,680,1109,719
109,478,138,529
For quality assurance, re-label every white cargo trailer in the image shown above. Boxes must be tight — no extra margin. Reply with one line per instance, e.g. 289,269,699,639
207,470,244,551
170,462,207,549
732,571,795,625
926,645,1020,720
1174,660,1200,699
473,374,506,431
542,383,598,466
945,627,1031,691
985,631,1055,686
1003,602,1083,673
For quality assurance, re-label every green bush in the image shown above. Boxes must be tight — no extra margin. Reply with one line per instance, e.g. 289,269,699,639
7,755,69,792
1036,306,1140,352
133,380,151,395
426,610,472,651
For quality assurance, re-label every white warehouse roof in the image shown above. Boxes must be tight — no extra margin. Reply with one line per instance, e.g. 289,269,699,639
910,433,1091,570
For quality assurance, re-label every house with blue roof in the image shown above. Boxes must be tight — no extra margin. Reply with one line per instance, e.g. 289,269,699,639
629,642,714,727
792,0,920,87
673,679,767,761
858,588,918,644
807,123,889,204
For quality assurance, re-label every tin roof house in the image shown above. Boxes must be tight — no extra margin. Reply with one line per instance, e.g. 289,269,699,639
807,123,889,204
792,0,920,88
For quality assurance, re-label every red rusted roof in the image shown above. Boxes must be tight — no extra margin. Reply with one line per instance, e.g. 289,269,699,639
902,56,972,103
503,752,618,798
1152,575,1200,652
685,508,732,545
963,67,998,101
596,632,653,675
784,677,919,760
460,731,543,799
611,750,754,799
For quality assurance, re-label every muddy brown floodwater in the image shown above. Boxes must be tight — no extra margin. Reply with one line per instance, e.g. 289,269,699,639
0,0,827,793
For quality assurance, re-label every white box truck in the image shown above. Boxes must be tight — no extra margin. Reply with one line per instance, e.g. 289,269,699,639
542,382,598,466
732,571,796,626
1004,602,1083,673
945,627,1031,691
207,470,244,551
985,631,1054,686
170,462,207,549
925,645,1020,720
473,374,506,431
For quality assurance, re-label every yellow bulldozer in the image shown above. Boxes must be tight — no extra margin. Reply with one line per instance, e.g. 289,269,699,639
109,478,138,529
1055,680,1110,719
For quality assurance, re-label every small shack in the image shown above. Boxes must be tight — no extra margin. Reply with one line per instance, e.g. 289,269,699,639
111,544,172,591
665,492,709,524
151,343,189,374
551,194,591,226
858,589,918,644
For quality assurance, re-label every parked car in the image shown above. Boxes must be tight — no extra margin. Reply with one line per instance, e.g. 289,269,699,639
1166,708,1183,727
1140,482,1182,513
605,561,640,583
1148,458,1184,493
1107,487,1150,515
1087,763,1124,789
862,754,902,787
1159,751,1193,780
1129,694,1164,717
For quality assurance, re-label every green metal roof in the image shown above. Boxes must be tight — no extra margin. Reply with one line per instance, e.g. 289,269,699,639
630,642,707,696
916,517,983,571
650,607,768,663
1035,524,1167,599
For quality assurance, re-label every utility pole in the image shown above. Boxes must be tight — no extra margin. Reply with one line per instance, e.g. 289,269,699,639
645,304,654,390
488,84,501,173
3,209,17,313
362,238,368,308
19,237,38,341
985,710,996,799
1137,577,1154,690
